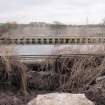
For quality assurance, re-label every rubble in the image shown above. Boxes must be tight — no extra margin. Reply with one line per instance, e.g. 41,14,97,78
85,75,105,105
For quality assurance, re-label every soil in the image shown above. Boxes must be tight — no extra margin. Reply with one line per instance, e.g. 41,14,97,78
0,89,52,105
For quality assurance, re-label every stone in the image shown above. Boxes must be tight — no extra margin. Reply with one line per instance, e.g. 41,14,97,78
27,93,95,105
85,76,105,105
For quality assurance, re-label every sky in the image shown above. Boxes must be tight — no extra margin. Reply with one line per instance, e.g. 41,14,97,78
0,0,105,24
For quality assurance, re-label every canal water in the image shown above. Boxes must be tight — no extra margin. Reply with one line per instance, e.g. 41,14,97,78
0,45,54,56
0,44,105,56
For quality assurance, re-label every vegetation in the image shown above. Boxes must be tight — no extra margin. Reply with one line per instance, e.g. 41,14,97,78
0,22,17,36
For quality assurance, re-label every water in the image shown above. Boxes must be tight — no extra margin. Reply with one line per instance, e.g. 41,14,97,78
0,45,54,55
0,44,105,56
16,45,54,55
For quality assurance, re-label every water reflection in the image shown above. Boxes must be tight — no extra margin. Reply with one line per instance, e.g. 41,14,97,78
15,45,54,55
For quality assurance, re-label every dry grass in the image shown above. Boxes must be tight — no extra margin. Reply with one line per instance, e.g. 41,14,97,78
53,55,105,93
0,56,28,96
0,45,28,96
1,48,105,95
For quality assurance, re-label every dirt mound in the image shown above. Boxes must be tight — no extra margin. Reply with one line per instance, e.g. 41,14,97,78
28,93,94,105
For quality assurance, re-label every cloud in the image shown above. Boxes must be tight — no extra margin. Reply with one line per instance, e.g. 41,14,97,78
0,0,105,24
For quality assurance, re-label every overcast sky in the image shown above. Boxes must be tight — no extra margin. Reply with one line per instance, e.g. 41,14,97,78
0,0,105,24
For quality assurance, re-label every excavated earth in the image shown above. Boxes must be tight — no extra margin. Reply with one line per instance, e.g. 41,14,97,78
0,55,105,105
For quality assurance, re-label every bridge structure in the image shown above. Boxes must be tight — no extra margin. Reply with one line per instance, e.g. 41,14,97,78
0,35,105,45
1,35,105,63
